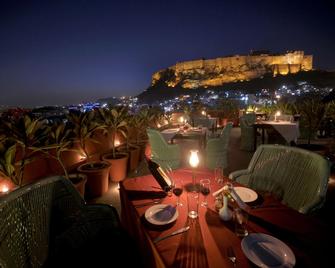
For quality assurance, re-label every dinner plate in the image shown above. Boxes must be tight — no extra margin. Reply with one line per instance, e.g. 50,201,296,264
145,204,178,225
241,233,296,268
234,187,258,202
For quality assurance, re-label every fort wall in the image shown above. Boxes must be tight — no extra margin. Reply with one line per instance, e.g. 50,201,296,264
151,51,313,88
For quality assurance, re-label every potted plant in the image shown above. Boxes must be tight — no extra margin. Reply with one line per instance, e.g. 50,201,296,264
131,108,158,160
294,94,330,155
219,99,239,126
1,114,49,186
0,138,21,192
99,107,129,182
116,113,141,172
68,110,111,198
37,122,87,197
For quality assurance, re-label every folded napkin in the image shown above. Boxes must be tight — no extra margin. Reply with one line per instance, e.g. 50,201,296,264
212,185,249,211
253,242,282,267
230,187,249,211
153,205,176,221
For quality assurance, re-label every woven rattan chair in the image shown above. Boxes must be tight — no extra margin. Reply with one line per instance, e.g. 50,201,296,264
146,128,181,169
229,144,330,214
205,122,233,170
239,113,256,151
0,176,141,268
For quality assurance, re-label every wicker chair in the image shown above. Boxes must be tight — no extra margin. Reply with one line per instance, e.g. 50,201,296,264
205,122,233,170
229,144,330,214
239,113,256,151
0,176,141,268
146,128,181,170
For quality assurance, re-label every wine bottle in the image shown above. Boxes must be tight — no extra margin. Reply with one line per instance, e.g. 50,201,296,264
147,159,172,191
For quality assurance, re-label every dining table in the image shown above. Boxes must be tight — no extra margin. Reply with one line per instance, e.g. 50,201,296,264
120,168,332,268
253,120,300,150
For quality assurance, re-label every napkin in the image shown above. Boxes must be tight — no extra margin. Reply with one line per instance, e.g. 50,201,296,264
253,242,282,266
230,187,250,211
153,205,176,221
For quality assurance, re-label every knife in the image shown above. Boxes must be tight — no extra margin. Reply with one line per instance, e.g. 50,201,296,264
153,226,190,243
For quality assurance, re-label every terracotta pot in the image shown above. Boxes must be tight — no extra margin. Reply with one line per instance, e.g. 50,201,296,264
117,145,141,172
102,152,128,182
22,152,50,185
68,173,87,198
77,161,110,198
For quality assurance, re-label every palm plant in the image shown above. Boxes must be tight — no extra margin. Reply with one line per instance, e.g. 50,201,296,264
0,138,19,185
0,115,48,186
67,110,103,161
97,106,127,158
41,122,74,179
294,95,329,144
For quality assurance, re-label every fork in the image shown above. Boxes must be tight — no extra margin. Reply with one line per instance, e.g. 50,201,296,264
134,199,162,208
227,246,237,266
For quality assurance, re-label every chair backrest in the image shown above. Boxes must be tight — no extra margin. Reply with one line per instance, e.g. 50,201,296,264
192,117,214,129
0,176,84,268
239,114,256,151
240,113,256,127
146,128,170,158
206,122,233,170
246,144,330,213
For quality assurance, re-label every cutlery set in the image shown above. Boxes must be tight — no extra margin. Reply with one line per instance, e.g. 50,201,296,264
153,226,190,243
134,199,162,208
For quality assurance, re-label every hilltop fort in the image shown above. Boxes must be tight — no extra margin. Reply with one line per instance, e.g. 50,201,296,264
151,51,313,89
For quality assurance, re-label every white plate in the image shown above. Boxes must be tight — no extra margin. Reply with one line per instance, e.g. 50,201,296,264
234,187,258,202
241,233,296,268
145,204,178,225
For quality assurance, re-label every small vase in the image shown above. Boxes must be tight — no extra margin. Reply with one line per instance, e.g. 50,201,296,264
219,195,232,221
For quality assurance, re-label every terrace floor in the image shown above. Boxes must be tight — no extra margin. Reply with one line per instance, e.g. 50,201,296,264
89,127,335,226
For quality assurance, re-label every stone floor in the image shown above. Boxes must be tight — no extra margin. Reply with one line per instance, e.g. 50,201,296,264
89,127,335,225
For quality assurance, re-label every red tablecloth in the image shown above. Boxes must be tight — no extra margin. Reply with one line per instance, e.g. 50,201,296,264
120,168,332,268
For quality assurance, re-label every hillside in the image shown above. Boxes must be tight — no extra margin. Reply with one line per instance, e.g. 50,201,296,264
137,70,335,104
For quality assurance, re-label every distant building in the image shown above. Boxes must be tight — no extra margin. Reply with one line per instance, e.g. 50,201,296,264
151,50,313,89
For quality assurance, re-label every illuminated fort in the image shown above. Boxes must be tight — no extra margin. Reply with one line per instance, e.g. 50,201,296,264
151,51,313,89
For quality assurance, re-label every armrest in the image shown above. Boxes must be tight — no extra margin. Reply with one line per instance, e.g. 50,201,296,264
229,169,250,180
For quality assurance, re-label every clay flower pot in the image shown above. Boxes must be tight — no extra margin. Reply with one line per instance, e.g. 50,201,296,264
77,161,110,198
102,152,128,182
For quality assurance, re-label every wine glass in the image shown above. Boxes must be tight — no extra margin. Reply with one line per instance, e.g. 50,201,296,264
214,166,224,184
200,178,211,207
172,179,183,206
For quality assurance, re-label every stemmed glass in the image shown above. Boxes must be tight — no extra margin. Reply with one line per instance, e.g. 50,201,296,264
200,178,211,207
214,166,224,184
172,179,183,206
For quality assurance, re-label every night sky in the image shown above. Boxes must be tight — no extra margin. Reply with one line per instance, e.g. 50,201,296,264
1,0,334,107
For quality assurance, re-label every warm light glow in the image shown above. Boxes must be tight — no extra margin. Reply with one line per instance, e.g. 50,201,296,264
114,139,121,146
189,150,199,168
179,116,184,123
275,111,281,116
1,185,9,193
157,123,161,128
164,119,168,125
201,110,206,116
276,95,281,99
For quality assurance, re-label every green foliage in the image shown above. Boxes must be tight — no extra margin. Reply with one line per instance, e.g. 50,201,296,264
0,114,48,186
67,110,103,159
97,107,128,158
41,122,75,179
218,99,239,121
295,95,329,144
